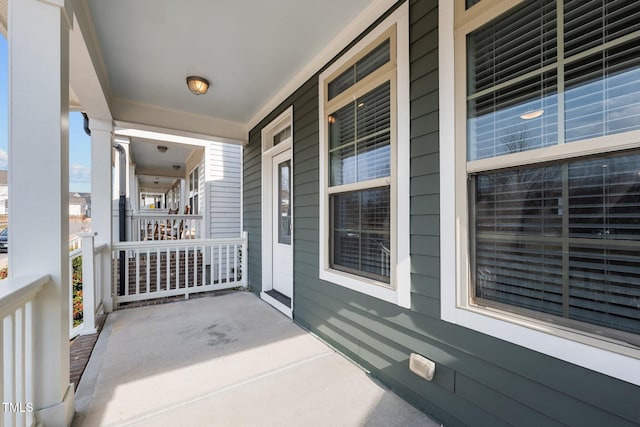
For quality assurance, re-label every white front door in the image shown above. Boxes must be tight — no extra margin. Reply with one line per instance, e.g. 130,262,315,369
272,150,293,298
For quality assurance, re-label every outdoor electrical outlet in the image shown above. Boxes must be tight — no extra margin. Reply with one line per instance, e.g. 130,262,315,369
409,353,435,381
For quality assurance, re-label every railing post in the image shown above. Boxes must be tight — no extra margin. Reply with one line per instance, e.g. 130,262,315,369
79,233,98,334
242,231,248,287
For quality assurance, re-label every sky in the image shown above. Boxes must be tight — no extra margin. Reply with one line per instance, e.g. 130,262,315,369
0,35,92,193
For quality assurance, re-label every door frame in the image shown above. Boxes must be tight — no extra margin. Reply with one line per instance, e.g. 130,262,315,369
261,106,294,318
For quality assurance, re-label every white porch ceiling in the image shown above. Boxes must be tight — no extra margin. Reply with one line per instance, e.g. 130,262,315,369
84,0,376,134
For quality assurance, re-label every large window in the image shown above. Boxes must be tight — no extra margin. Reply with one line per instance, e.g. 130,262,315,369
450,0,640,355
319,5,410,307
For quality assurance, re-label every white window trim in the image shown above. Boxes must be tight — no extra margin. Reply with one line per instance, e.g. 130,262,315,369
439,0,640,386
318,3,410,309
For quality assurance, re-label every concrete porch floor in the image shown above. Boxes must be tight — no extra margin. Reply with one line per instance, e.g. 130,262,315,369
73,291,440,426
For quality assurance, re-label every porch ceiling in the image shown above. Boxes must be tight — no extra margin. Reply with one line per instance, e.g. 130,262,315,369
130,138,200,191
83,0,376,133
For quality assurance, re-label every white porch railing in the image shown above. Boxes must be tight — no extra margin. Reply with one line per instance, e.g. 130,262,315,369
69,233,106,339
111,232,247,306
129,213,204,241
0,275,48,427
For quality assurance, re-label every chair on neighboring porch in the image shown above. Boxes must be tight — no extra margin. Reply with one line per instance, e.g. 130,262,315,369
166,205,190,240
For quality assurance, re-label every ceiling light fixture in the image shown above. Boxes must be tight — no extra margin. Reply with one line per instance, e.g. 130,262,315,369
172,165,181,170
186,76,209,95
157,145,168,153
520,109,544,120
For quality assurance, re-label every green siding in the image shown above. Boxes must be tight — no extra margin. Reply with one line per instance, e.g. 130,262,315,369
243,0,640,425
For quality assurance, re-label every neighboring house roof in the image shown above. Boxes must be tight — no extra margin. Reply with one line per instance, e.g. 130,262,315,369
0,170,7,186
69,192,91,206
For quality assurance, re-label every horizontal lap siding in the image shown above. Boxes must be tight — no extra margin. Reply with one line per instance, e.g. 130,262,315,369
244,0,640,425
206,142,242,239
243,131,262,290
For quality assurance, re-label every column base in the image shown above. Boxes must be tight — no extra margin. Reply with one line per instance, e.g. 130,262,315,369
35,383,74,427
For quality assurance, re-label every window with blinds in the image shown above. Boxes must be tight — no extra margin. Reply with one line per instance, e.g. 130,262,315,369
324,31,395,285
466,0,640,344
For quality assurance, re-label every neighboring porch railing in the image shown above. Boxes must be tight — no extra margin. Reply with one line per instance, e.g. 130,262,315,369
129,213,204,241
69,233,106,339
111,232,247,306
0,275,48,427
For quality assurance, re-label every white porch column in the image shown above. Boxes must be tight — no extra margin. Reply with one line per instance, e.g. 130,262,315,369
8,0,74,425
90,119,114,312
180,178,187,212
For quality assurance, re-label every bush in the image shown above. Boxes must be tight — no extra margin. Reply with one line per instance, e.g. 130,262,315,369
72,255,83,326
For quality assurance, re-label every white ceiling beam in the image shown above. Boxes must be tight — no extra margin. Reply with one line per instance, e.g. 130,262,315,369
112,98,247,145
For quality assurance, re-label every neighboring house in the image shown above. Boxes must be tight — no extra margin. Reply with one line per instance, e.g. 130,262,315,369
0,170,7,215
118,139,242,241
244,2,640,426
69,192,90,217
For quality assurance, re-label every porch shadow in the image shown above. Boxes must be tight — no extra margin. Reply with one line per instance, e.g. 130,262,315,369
72,291,437,426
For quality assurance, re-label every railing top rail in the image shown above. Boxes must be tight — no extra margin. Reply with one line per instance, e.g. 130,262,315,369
94,243,108,253
132,213,204,219
69,247,82,257
0,275,49,319
112,236,247,250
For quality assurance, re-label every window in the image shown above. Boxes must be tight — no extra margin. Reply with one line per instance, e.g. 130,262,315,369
319,4,410,307
441,0,640,384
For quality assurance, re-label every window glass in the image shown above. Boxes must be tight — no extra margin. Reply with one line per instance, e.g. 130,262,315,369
329,82,391,186
273,126,291,146
278,160,291,245
328,39,390,100
564,40,640,142
331,187,390,282
473,151,640,338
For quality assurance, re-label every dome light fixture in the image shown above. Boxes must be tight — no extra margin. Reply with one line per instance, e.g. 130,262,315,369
186,76,210,95
520,109,544,120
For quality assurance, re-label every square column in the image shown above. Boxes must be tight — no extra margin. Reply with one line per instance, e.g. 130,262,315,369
89,119,113,312
8,0,74,425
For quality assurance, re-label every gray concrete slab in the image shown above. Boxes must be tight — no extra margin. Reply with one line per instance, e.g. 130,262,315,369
73,292,440,427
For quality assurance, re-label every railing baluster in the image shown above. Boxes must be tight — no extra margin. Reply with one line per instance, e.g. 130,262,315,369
234,244,238,283
217,244,222,284
185,244,190,292
146,248,151,294
210,245,214,285
192,244,197,288
4,314,14,427
24,301,33,427
124,249,130,296
156,247,160,293
201,245,205,287
135,248,140,296
15,307,24,427
176,246,180,290
226,244,230,284
166,247,170,291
